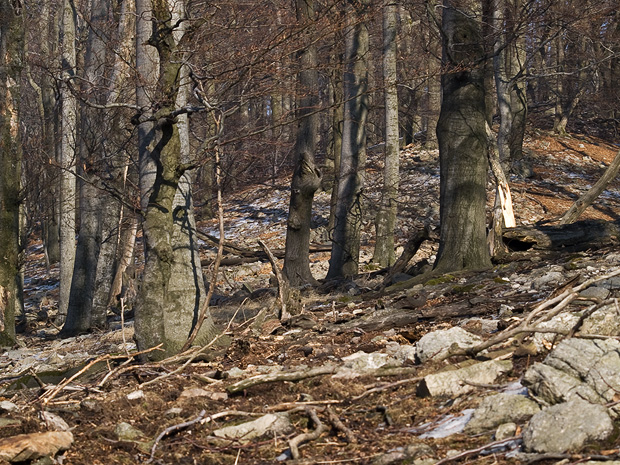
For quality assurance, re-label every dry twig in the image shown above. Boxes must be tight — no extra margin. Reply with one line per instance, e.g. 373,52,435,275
288,407,329,460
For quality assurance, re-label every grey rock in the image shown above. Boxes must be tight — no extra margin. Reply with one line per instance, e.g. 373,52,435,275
531,271,564,290
532,312,580,351
464,393,540,434
416,327,482,363
522,399,613,453
523,362,604,406
581,302,620,336
579,285,610,302
495,422,517,441
418,360,513,397
212,413,292,441
0,401,17,413
115,422,146,441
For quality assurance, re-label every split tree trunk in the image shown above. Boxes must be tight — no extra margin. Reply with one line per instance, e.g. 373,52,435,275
57,0,78,325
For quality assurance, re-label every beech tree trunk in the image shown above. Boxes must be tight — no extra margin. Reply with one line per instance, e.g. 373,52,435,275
0,0,23,346
373,0,399,267
57,0,78,325
434,0,491,273
134,0,217,359
493,0,527,173
327,0,370,279
283,0,322,287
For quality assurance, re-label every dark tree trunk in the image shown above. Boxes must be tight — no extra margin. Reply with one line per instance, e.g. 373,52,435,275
283,0,322,287
327,0,370,279
434,0,491,273
0,0,23,346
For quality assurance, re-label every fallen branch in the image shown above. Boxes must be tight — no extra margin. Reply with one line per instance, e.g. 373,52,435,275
326,406,357,444
148,409,208,463
41,345,163,405
258,239,291,321
226,364,339,395
351,376,423,402
288,407,329,460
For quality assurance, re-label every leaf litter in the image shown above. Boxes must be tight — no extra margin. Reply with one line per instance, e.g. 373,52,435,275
2,132,620,464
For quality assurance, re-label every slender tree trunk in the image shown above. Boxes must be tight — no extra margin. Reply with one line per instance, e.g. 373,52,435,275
327,51,343,234
283,0,322,287
40,1,61,265
493,0,527,173
434,0,491,273
373,0,399,267
57,0,78,325
62,0,110,335
0,0,23,346
327,0,370,279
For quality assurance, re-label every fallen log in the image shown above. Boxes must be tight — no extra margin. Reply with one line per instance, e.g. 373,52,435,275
502,219,620,252
198,230,331,265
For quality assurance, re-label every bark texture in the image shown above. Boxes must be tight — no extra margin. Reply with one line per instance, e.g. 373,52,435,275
0,0,23,346
434,0,491,273
283,0,322,287
134,0,216,359
327,0,370,279
57,0,78,325
373,1,400,267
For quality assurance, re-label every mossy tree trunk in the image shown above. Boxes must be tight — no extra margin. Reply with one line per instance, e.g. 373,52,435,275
434,0,491,273
0,0,23,346
134,0,217,359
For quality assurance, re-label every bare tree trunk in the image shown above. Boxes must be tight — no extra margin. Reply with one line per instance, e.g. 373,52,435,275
327,0,370,279
373,0,399,267
493,0,527,173
57,0,78,325
0,0,23,346
134,0,217,359
283,0,322,287
434,0,491,273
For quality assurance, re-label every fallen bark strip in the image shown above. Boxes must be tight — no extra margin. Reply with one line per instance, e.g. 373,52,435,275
503,219,620,251
288,407,329,460
226,365,339,395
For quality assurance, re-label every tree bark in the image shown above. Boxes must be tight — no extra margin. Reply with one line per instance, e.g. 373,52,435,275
373,0,400,267
0,0,23,346
327,0,370,279
434,0,491,273
134,0,217,359
493,0,527,173
57,0,78,325
283,0,322,287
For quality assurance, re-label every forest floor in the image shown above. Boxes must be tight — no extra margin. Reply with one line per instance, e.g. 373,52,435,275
2,127,620,465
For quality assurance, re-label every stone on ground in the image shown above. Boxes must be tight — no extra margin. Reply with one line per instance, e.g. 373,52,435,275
522,399,613,453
